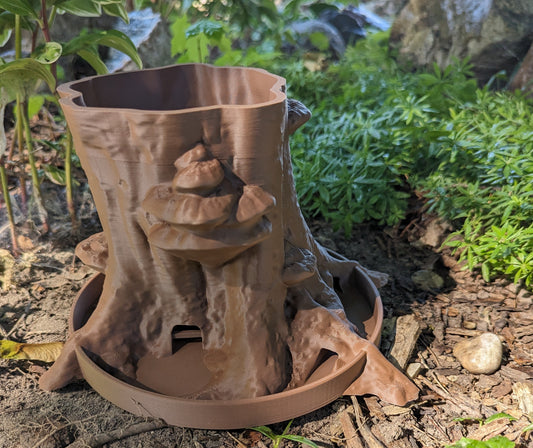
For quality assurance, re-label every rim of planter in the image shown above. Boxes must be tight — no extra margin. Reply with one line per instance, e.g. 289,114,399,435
57,63,287,114
69,270,383,430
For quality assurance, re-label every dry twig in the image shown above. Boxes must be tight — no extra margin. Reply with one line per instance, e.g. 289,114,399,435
65,419,168,447
350,396,386,448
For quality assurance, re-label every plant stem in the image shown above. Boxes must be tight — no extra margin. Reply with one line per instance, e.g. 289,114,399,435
12,15,27,212
0,160,19,256
20,97,49,233
14,15,21,59
48,5,57,28
40,0,57,83
64,129,77,228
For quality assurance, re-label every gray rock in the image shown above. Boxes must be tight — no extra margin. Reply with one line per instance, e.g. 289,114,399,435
361,0,409,18
418,218,452,248
411,269,444,290
107,9,172,73
509,41,533,96
288,19,346,57
389,0,533,83
453,332,503,374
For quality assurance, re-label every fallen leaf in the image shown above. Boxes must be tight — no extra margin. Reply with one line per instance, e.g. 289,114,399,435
0,249,15,290
0,339,64,362
16,235,34,251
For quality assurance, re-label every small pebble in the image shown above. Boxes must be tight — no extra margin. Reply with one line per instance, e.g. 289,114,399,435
463,321,477,330
406,362,423,379
453,332,503,374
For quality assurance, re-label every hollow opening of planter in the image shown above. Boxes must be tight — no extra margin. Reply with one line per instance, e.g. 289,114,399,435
70,64,283,111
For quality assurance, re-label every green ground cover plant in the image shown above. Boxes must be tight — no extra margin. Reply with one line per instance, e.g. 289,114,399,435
265,31,533,289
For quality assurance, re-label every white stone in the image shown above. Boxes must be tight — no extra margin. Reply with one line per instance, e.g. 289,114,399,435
453,333,503,375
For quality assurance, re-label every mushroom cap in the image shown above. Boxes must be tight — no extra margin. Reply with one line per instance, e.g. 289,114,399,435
172,159,225,194
142,185,235,229
236,185,276,224
174,143,208,171
147,218,272,267
75,232,108,273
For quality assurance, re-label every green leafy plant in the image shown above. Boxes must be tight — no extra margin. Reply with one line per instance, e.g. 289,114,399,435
445,436,515,448
453,413,517,427
0,0,141,250
250,419,319,448
170,15,231,63
262,29,533,288
446,413,520,448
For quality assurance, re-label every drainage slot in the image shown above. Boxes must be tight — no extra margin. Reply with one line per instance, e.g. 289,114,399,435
172,325,202,353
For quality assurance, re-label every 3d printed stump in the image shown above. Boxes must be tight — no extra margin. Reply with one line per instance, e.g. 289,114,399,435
40,64,418,428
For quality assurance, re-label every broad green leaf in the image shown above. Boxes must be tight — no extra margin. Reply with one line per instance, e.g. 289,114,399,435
76,47,108,74
186,19,224,39
43,164,69,185
170,14,189,57
484,436,515,448
0,10,34,31
57,0,102,17
102,2,129,23
484,412,516,425
309,31,329,52
0,26,11,46
27,93,45,118
63,29,142,69
33,41,63,64
0,0,39,19
0,58,56,101
0,339,64,362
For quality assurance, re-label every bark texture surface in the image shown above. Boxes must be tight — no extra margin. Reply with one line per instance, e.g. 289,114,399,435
39,64,417,406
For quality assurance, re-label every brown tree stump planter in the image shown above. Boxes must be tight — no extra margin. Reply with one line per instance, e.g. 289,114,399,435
40,64,418,429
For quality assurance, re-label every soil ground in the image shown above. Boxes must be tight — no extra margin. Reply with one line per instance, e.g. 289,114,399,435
0,121,532,447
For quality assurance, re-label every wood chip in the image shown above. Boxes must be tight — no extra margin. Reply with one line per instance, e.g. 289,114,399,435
388,314,421,370
514,324,533,338
417,377,493,418
501,366,532,382
446,328,482,337
512,382,533,416
363,396,385,420
339,411,365,448
381,405,411,416
469,421,509,441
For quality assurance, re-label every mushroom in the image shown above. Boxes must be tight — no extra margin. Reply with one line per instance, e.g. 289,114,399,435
172,159,225,194
174,143,208,171
236,185,276,225
142,185,235,230
75,232,108,272
282,245,317,286
147,218,272,267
